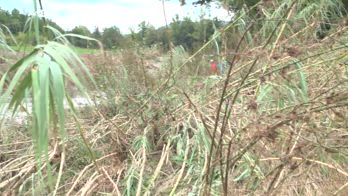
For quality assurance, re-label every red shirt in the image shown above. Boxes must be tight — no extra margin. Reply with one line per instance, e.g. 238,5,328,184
211,62,217,73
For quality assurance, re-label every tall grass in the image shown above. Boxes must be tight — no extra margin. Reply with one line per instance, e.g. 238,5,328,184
1,0,348,195
116,1,348,195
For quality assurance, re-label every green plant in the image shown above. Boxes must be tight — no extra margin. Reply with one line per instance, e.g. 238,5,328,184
0,0,96,192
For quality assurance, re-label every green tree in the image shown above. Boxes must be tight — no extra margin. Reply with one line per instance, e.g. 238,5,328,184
0,8,11,25
155,26,170,51
69,25,91,47
181,0,348,40
8,9,22,34
144,25,158,47
91,27,102,48
180,0,260,11
102,26,124,49
137,21,156,45
192,18,221,48
180,0,348,19
171,16,196,51
92,27,102,40
138,21,147,43
0,7,65,43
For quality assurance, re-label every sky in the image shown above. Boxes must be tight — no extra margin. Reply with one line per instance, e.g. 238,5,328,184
1,0,232,34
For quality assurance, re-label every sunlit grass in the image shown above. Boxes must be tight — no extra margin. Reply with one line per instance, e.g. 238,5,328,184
1,0,348,195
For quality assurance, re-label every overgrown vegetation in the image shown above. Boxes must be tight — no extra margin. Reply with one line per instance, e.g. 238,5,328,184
0,6,226,52
1,0,348,195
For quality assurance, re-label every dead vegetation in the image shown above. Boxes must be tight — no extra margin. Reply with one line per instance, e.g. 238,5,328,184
1,3,348,196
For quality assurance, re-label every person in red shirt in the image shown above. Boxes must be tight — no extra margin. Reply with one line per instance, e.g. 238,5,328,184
210,59,218,74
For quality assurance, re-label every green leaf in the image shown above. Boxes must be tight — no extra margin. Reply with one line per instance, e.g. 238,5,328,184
45,25,70,44
0,72,8,97
36,55,51,154
294,61,309,102
48,42,96,86
9,73,32,115
43,43,86,94
257,84,273,102
1,55,36,105
8,49,39,72
233,169,250,182
49,61,66,137
31,67,40,147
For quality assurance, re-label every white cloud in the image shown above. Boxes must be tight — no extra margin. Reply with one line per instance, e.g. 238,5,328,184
10,0,232,34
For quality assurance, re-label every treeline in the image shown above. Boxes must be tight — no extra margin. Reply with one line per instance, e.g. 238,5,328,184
70,17,224,52
0,8,64,41
0,7,225,52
